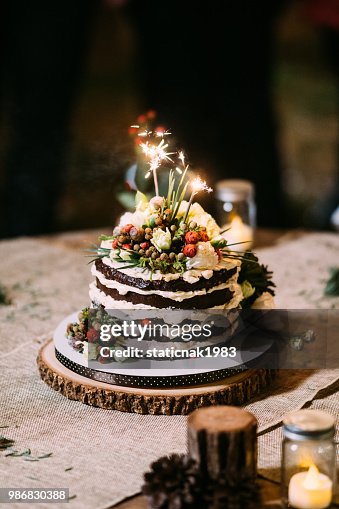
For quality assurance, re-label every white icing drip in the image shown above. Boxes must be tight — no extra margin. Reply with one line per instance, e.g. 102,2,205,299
223,283,243,309
89,280,243,311
182,270,213,284
92,264,239,302
89,282,157,309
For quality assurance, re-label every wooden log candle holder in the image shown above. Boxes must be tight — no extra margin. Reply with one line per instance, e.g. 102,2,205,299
187,406,258,485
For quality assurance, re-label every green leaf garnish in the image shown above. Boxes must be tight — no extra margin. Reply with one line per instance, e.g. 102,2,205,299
99,235,115,241
0,285,11,305
237,251,275,307
0,436,15,449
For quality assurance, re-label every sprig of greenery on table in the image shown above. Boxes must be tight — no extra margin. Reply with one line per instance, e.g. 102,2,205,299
5,449,53,461
324,267,339,296
1,436,52,461
0,435,15,449
0,284,11,305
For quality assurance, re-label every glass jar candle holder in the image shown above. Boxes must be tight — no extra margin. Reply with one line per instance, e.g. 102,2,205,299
215,179,256,252
282,409,336,509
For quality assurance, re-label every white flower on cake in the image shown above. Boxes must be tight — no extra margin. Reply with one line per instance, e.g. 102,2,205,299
151,227,172,252
130,192,168,226
178,201,220,240
186,241,219,270
119,249,133,261
117,193,168,233
118,210,145,229
137,192,161,216
149,195,164,210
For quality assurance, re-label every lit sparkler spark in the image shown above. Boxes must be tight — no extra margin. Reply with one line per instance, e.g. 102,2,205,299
140,138,174,164
155,129,171,138
178,150,185,167
183,177,213,222
138,130,152,137
177,150,189,175
140,138,175,195
190,177,213,195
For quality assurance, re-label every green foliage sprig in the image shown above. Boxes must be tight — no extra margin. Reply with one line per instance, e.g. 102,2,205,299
238,252,275,307
324,267,339,296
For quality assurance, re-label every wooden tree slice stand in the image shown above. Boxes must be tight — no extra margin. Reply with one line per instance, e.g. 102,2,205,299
37,339,275,415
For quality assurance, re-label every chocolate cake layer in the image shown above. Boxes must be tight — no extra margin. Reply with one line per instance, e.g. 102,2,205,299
95,278,234,309
95,259,237,292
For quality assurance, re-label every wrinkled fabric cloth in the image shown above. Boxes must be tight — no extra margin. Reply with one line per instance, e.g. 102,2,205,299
0,233,338,509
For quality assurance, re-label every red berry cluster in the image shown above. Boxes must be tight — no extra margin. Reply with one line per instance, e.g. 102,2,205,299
87,327,99,342
182,223,209,258
112,223,153,256
109,212,215,270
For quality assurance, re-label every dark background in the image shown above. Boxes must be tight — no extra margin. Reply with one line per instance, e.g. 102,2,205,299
1,0,339,237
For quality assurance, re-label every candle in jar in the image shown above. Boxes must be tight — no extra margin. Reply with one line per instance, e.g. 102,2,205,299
288,464,332,509
221,215,253,251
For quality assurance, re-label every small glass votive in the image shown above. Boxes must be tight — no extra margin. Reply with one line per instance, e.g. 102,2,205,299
215,179,256,251
281,409,336,509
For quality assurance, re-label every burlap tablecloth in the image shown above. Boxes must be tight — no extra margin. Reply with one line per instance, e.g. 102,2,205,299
0,233,338,509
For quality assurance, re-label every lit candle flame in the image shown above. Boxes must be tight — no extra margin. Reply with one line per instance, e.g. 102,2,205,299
288,462,333,509
303,464,321,490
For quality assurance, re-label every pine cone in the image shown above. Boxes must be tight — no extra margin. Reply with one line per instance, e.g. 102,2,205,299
142,454,204,509
204,478,263,509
